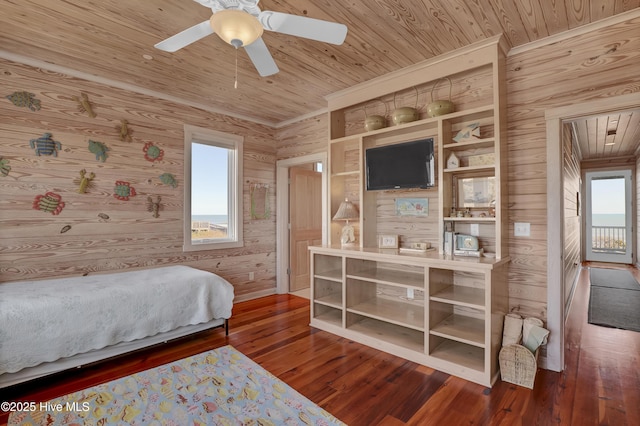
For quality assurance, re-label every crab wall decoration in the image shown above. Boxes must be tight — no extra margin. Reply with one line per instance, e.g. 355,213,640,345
33,192,65,215
88,140,109,162
113,180,136,201
30,133,62,157
143,142,164,162
159,173,178,188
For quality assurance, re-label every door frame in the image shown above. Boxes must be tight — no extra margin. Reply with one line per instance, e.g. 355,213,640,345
584,169,633,263
276,152,328,294
545,92,640,372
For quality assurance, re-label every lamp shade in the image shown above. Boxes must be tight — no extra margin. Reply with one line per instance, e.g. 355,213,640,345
210,10,264,47
333,199,359,221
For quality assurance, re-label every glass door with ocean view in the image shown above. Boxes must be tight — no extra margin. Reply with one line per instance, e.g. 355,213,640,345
585,170,632,264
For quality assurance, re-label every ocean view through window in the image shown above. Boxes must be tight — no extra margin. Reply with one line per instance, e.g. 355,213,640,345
184,125,243,251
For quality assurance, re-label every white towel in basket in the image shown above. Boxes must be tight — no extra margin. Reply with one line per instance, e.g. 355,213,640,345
502,313,523,346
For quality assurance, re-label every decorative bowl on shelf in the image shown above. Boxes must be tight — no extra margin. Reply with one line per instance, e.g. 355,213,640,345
427,77,455,117
391,87,420,125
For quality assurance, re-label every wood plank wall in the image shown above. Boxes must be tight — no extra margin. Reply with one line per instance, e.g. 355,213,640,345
0,60,278,300
277,16,640,366
563,124,581,308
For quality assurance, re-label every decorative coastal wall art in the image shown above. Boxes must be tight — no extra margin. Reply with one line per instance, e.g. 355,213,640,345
0,158,10,176
116,119,133,142
147,196,162,218
250,183,270,220
30,133,62,157
33,192,65,215
6,91,41,111
75,169,95,193
159,173,177,188
143,142,164,162
88,140,109,162
72,92,96,118
395,197,429,216
113,180,136,201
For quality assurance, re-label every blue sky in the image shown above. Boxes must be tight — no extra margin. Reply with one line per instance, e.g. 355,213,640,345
191,142,228,215
591,178,625,214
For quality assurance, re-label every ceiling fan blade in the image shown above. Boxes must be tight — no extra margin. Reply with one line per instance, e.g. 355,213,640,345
259,11,348,45
244,37,279,77
154,20,213,52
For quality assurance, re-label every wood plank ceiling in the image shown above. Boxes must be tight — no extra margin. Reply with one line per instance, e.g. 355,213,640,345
571,110,640,160
0,0,638,126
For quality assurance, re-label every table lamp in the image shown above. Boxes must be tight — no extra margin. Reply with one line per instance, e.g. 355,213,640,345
333,199,359,245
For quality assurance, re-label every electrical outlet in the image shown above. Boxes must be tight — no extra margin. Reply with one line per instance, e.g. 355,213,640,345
470,223,480,236
407,288,414,300
249,272,255,281
514,222,531,237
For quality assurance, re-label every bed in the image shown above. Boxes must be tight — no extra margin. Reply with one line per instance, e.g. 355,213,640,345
0,265,234,388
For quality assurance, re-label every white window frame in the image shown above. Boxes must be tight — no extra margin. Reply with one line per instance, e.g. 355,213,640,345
183,124,243,251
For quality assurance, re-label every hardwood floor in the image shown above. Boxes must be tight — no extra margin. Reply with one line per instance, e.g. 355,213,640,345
1,263,639,425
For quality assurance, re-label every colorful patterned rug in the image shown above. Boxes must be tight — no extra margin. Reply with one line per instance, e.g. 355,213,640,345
8,345,345,425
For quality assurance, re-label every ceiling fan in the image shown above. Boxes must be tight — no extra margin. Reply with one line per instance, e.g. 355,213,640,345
154,0,348,77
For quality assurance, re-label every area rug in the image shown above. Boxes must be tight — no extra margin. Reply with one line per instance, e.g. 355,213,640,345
588,268,640,332
8,345,345,426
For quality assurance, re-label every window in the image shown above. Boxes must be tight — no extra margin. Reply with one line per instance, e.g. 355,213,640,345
184,125,243,251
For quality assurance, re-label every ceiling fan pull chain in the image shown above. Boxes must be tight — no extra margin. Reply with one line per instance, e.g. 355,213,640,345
234,47,238,89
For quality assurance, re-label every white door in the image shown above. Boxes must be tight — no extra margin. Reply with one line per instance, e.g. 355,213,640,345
585,170,632,263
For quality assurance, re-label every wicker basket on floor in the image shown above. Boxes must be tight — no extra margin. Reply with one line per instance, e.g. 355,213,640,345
499,344,539,389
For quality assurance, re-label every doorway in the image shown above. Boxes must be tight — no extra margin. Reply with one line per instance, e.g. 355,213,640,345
275,153,328,295
585,170,633,264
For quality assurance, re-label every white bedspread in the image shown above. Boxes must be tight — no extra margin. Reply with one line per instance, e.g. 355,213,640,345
0,265,234,375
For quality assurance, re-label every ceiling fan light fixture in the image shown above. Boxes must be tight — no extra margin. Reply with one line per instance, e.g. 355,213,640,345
210,10,264,47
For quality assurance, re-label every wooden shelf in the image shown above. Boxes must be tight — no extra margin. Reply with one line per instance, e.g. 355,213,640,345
315,293,342,309
429,314,485,347
429,339,485,372
443,137,495,149
313,305,343,327
332,170,360,178
314,269,343,281
443,164,495,173
348,297,424,331
430,285,485,309
347,268,424,288
443,217,496,223
347,316,424,353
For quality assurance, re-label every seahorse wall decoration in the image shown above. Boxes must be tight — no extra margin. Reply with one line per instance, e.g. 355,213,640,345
0,157,11,177
76,169,95,194
117,119,133,142
72,92,96,118
147,196,162,218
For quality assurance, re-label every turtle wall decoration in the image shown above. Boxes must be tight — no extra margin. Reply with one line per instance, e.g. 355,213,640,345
33,192,65,215
6,91,41,111
143,142,164,162
113,180,136,201
30,133,62,157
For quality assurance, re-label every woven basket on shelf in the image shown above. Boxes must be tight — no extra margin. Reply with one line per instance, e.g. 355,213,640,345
499,344,539,389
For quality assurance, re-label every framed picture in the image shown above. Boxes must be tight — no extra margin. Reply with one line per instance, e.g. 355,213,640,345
395,197,429,216
457,176,495,208
378,234,399,249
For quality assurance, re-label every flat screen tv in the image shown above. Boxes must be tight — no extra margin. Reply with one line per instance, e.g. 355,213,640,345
365,138,435,191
